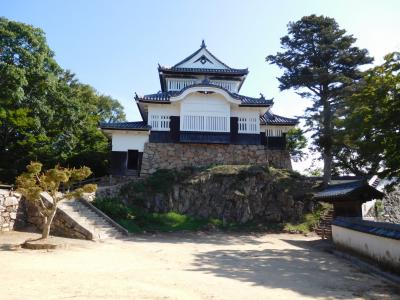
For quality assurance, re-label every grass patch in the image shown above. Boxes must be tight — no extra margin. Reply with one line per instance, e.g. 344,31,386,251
283,203,332,234
118,212,222,233
93,197,286,233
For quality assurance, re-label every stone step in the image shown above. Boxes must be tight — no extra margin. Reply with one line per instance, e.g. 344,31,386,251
57,200,125,240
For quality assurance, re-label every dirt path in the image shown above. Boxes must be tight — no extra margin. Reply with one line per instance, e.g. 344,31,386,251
0,231,398,300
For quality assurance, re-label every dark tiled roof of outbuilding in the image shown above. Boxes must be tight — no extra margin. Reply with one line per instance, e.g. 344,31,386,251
261,111,298,125
100,121,150,131
314,180,365,199
135,83,273,107
314,180,384,201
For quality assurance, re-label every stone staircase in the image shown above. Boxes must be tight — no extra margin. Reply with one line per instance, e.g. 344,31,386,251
314,209,334,239
58,200,128,240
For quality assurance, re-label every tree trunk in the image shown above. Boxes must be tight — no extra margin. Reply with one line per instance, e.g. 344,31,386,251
323,149,332,186
41,206,57,239
322,90,333,187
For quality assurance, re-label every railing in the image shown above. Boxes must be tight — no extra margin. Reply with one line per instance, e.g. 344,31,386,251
0,184,13,190
167,79,197,91
64,177,103,192
167,79,238,92
181,115,229,132
209,80,237,92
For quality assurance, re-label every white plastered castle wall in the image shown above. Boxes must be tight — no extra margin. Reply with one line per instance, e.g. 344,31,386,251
180,93,230,116
147,103,180,117
111,131,149,152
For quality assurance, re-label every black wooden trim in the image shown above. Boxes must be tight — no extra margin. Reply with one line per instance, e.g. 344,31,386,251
149,131,173,143
230,117,238,144
235,134,261,145
265,137,286,150
260,132,266,145
137,152,143,177
170,116,180,143
110,151,127,176
180,131,230,144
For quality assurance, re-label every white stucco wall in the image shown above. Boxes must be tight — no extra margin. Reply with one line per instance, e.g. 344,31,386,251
180,93,230,116
231,107,261,118
332,225,400,270
147,103,180,116
111,131,149,152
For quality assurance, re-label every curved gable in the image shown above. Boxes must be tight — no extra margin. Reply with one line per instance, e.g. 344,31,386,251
175,47,229,70
180,92,230,116
170,85,241,105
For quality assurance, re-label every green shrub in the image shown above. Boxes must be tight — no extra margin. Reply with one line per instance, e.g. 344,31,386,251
92,197,133,220
283,203,332,234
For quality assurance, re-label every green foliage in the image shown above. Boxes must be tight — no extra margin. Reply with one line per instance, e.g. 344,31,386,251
91,196,222,233
96,165,315,234
284,203,331,233
335,53,400,181
286,128,308,162
267,14,373,184
16,161,96,201
145,169,178,193
120,169,185,202
92,197,133,220
0,18,125,182
374,200,384,217
16,161,96,238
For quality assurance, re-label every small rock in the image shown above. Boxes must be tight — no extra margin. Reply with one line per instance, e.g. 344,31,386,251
4,197,19,206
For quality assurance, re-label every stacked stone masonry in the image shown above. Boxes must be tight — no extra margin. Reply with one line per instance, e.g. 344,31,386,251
141,142,292,175
0,189,25,232
25,193,93,240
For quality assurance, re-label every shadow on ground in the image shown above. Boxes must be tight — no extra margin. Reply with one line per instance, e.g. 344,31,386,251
190,238,400,299
122,232,268,246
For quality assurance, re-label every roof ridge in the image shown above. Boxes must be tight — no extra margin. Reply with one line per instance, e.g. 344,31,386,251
136,83,273,106
166,41,242,71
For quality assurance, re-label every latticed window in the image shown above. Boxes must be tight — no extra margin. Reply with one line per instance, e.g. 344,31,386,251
149,115,170,131
181,115,229,132
238,117,259,134
266,127,284,136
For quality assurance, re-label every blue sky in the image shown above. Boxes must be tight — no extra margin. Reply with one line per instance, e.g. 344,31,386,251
2,0,400,170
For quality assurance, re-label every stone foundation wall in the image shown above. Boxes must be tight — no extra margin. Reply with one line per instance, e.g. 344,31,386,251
130,166,315,224
141,143,292,175
0,189,25,232
25,193,93,240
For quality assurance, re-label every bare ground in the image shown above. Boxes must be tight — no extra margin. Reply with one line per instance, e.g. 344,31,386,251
0,230,399,300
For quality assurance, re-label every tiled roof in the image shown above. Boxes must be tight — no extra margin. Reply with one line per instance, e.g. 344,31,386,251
100,121,150,131
314,180,384,200
333,217,400,240
135,83,273,107
315,180,364,199
159,66,249,76
159,40,248,76
137,91,179,102
261,111,298,125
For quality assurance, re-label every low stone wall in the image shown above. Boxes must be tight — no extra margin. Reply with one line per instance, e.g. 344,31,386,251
0,189,25,232
381,185,400,224
125,166,314,224
141,142,292,175
25,193,93,240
